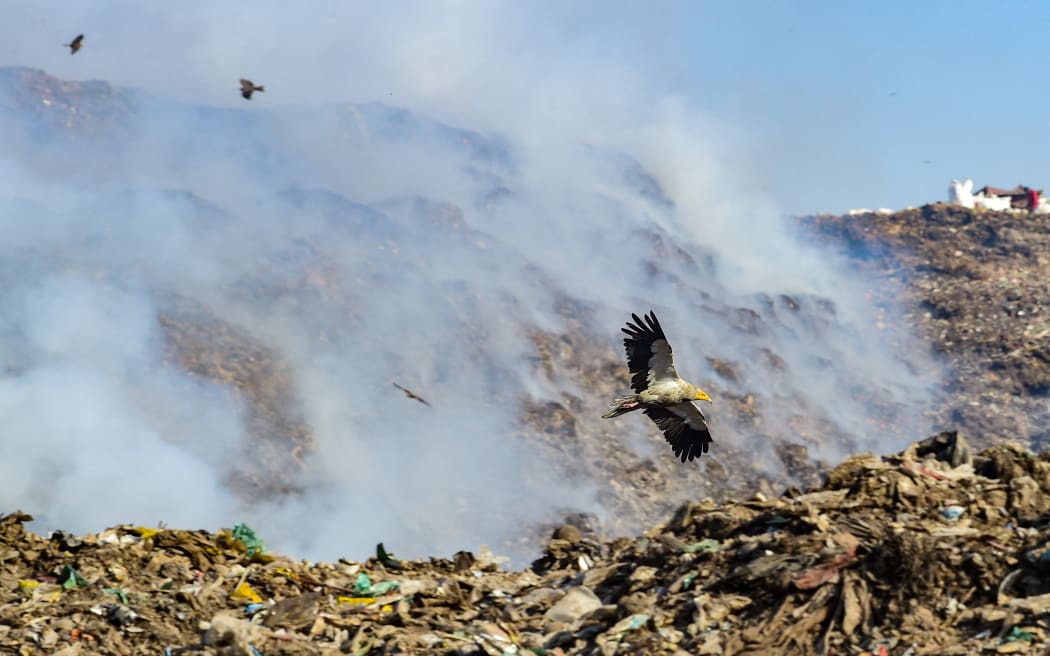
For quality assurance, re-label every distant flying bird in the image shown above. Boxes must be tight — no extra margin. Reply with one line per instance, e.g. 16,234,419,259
602,311,713,462
64,34,83,55
240,78,265,100
393,382,431,407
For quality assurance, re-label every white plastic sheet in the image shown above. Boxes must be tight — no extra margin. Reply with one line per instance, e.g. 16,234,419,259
948,178,975,209
973,193,1011,211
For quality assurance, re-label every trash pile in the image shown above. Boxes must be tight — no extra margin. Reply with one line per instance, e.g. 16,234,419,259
0,67,134,139
9,66,1049,566
6,431,1050,655
806,202,1050,451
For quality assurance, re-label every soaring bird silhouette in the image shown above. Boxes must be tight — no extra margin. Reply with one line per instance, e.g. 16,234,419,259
64,34,84,55
240,78,265,100
602,311,714,462
393,382,431,407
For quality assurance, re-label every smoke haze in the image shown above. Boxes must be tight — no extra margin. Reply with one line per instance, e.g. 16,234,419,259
0,3,939,563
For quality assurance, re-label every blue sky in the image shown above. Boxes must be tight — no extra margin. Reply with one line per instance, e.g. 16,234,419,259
678,1,1050,213
2,1,1047,215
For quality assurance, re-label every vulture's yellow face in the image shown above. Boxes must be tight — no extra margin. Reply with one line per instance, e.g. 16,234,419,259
694,389,712,402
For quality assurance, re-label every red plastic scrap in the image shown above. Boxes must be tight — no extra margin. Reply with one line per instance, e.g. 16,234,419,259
793,545,859,591
70,629,96,642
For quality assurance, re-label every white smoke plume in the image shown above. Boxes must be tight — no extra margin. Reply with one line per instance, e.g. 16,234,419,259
0,2,938,564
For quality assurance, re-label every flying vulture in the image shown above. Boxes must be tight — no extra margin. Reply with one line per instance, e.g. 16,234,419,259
393,382,431,407
240,78,265,100
602,311,713,462
65,34,83,55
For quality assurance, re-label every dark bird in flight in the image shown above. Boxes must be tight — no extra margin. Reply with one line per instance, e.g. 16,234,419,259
393,382,431,407
65,34,84,55
240,78,265,100
602,311,714,462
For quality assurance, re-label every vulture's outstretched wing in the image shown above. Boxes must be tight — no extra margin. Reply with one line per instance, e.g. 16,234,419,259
644,403,712,462
622,311,678,393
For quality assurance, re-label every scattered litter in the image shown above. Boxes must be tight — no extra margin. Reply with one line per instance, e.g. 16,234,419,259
57,565,88,590
683,538,722,553
4,436,1050,653
353,571,400,596
1007,626,1035,643
230,581,263,604
225,523,273,563
102,587,129,604
337,596,377,607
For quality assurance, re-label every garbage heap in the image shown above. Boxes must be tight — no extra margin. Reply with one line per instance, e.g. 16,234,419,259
805,203,1050,449
4,432,1050,656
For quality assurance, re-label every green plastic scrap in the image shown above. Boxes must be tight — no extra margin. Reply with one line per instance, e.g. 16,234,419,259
58,565,88,590
371,581,400,594
232,523,267,557
103,588,129,604
682,573,697,590
683,539,722,554
354,572,372,594
354,572,400,596
1007,626,1035,643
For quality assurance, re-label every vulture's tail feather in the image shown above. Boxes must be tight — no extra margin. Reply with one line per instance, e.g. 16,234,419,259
602,394,642,419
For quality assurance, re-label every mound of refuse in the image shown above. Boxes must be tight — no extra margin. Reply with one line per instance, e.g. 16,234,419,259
4,431,1050,655
806,203,1050,451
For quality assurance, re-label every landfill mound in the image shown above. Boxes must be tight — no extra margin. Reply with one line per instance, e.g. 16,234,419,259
806,203,1050,450
5,432,1050,655
5,67,1039,558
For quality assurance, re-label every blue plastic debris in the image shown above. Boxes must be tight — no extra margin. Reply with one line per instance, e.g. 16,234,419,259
245,602,266,615
940,505,965,521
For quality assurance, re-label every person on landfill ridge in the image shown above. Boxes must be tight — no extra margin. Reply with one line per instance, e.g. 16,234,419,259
1028,187,1039,212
